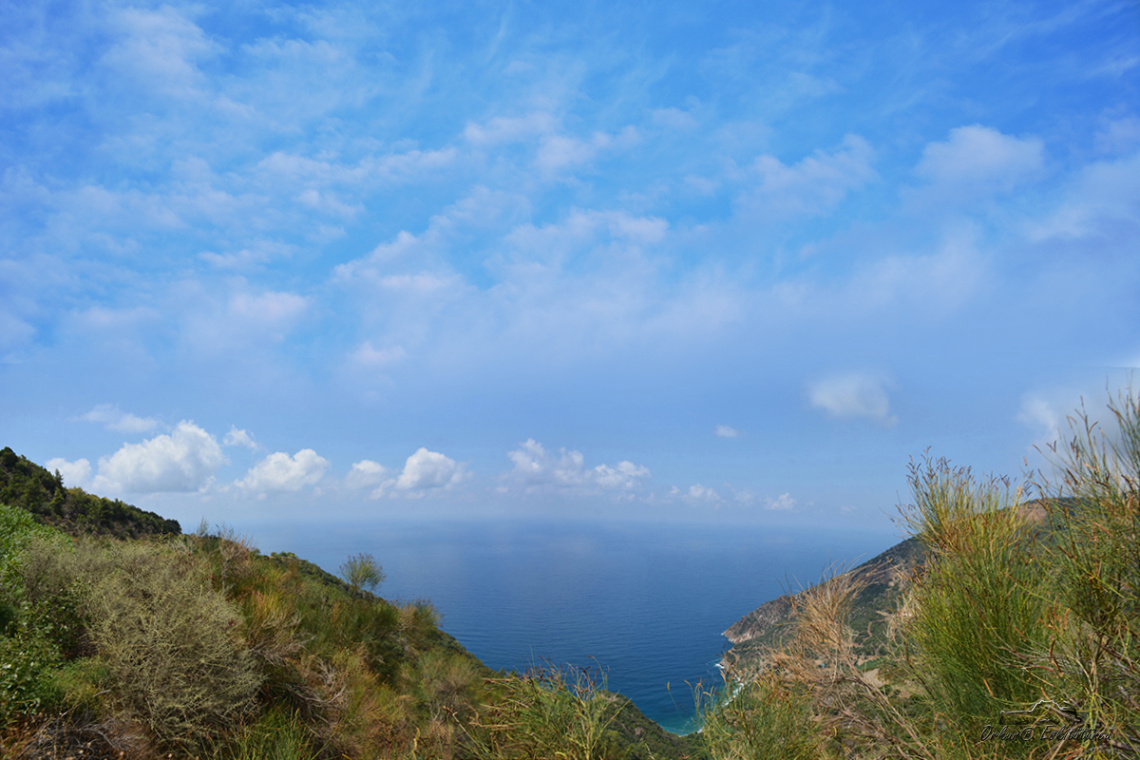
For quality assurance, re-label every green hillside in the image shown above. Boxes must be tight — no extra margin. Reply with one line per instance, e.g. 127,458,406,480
0,447,180,538
0,448,706,760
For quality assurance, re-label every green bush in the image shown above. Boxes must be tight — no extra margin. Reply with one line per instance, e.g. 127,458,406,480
0,504,70,724
0,614,63,723
340,552,385,595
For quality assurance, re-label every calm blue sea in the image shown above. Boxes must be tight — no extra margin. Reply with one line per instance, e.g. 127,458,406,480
245,519,899,735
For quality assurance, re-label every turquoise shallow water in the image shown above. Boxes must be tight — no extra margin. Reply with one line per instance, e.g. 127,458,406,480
245,518,898,735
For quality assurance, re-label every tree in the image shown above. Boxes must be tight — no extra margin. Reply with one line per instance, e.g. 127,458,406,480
339,552,384,595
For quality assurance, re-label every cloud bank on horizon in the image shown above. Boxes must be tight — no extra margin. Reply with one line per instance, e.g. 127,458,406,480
3,0,1138,529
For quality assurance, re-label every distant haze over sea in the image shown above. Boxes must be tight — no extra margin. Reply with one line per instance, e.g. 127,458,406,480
244,518,899,734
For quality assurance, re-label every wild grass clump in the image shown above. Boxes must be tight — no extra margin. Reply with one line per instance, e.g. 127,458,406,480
227,707,319,760
1035,390,1140,757
471,664,624,760
698,672,823,760
898,456,1049,730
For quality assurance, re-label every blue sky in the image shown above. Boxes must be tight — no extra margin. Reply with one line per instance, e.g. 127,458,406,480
2,0,1138,533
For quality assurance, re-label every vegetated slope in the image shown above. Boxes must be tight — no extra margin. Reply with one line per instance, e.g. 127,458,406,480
701,417,1139,760
720,501,1061,675
0,447,707,760
0,446,180,538
722,535,925,671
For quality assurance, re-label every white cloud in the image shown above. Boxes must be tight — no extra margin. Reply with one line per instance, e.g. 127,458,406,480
77,403,159,434
1016,395,1062,443
463,112,558,145
534,127,639,174
238,449,329,493
1025,150,1140,241
181,285,311,355
375,273,456,293
45,457,92,489
345,460,389,490
715,425,740,438
350,342,407,367
365,448,467,498
808,373,898,427
101,6,217,98
1015,387,1119,454
1095,117,1140,154
73,306,160,333
503,439,651,495
766,492,797,510
686,484,723,503
741,135,876,219
916,125,1044,191
0,311,35,352
223,426,259,450
395,448,466,491
228,291,308,334
94,421,226,493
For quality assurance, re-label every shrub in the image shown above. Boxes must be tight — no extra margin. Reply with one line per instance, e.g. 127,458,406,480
1036,390,1140,756
228,707,321,760
340,552,385,595
78,540,262,750
898,456,1049,729
0,505,70,724
0,615,63,724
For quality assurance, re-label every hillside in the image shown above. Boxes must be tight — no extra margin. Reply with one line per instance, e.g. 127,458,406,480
0,447,180,538
721,536,925,671
0,447,707,760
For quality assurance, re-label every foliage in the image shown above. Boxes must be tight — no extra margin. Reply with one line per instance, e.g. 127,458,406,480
899,455,1050,729
41,539,263,750
471,665,626,760
341,552,385,595
0,447,180,537
1034,390,1140,757
0,504,70,723
0,614,64,724
698,673,823,760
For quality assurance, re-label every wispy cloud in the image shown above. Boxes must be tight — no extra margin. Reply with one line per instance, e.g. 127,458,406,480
738,135,877,220
808,373,898,428
76,404,160,434
914,126,1044,201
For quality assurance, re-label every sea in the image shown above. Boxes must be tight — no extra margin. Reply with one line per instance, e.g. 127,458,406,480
244,518,900,735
